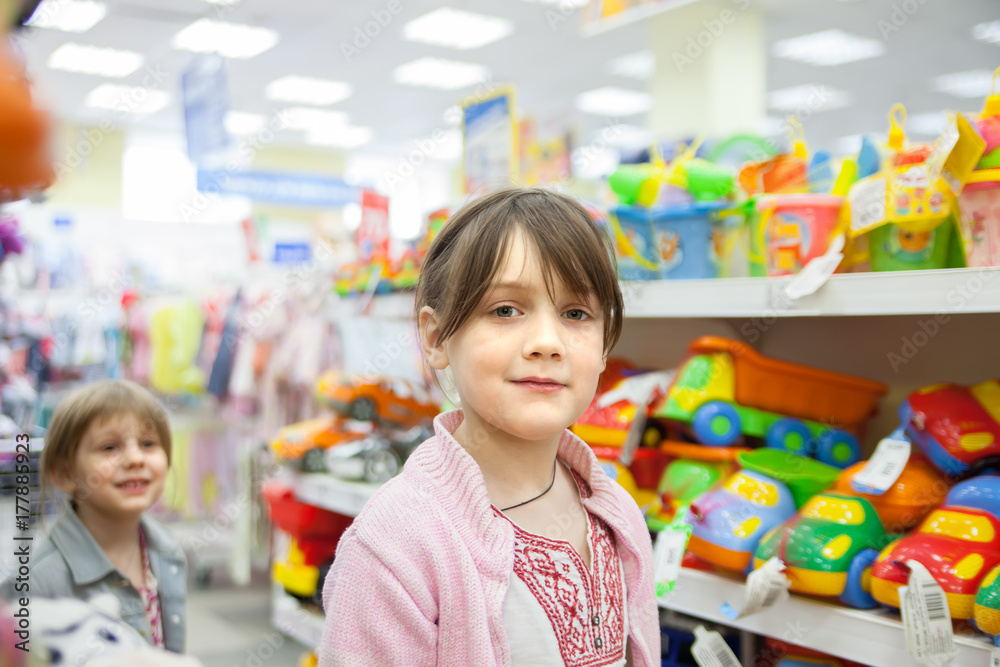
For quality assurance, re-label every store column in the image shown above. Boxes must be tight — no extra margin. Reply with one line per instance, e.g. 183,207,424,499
648,0,766,138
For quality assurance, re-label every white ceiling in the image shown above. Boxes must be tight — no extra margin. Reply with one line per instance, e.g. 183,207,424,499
12,0,1000,164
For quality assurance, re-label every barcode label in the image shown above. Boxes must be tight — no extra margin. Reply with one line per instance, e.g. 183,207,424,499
725,556,788,619
900,560,957,665
851,431,910,495
762,578,786,607
654,523,691,597
692,626,741,667
991,645,1000,667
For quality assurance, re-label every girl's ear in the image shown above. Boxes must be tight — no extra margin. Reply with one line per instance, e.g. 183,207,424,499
49,462,77,496
419,306,449,371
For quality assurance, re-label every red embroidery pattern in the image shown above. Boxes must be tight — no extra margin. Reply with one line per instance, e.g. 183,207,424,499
496,490,625,666
136,530,164,648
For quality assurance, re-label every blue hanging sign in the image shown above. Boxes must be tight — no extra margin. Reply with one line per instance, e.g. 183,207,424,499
197,170,358,208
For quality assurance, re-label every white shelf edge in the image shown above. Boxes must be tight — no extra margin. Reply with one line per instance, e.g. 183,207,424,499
272,587,325,650
624,267,1000,318
289,472,381,518
662,568,992,666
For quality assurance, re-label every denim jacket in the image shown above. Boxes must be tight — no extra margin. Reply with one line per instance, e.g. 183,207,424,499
0,508,187,653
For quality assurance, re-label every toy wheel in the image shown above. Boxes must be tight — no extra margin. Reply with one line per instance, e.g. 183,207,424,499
839,548,878,609
692,401,742,447
816,429,861,469
641,421,666,449
302,447,327,473
349,396,377,422
363,448,401,484
766,419,815,457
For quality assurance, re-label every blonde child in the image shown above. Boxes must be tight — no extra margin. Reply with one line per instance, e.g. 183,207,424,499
0,380,187,652
319,187,660,666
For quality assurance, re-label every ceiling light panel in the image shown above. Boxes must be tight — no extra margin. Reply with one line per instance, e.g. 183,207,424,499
404,8,513,50
225,111,267,135
974,21,1000,44
172,19,278,60
85,84,170,114
767,84,852,112
48,43,144,78
26,0,106,33
575,87,652,116
606,50,655,79
265,76,352,106
394,57,489,90
773,29,885,66
519,0,589,7
933,69,995,98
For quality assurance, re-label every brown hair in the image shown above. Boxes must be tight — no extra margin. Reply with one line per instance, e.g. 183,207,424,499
415,186,624,352
42,380,173,485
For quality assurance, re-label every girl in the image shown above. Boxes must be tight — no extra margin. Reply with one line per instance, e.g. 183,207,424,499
0,380,188,653
319,187,659,666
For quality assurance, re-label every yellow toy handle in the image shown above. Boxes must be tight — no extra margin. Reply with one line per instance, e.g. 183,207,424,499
984,66,1000,118
608,212,660,272
787,116,808,159
887,103,907,151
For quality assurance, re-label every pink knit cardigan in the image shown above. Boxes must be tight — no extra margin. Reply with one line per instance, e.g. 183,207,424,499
318,410,661,666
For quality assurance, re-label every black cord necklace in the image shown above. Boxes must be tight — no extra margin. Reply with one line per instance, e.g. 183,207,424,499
499,459,558,512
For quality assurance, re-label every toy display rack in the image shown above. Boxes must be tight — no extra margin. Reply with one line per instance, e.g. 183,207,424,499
665,568,992,666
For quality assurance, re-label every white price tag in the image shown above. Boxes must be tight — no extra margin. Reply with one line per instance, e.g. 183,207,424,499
782,233,846,301
692,626,741,667
991,646,1000,667
654,525,691,598
721,556,788,620
849,176,887,234
900,560,958,667
851,429,911,495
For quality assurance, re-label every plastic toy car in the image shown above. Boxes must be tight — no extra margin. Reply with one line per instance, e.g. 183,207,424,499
834,453,949,532
686,470,796,572
754,492,896,608
317,372,438,428
652,337,887,468
270,417,372,472
324,427,429,484
871,505,1000,619
900,379,1000,477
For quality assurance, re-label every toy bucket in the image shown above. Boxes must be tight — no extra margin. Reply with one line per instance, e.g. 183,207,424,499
957,177,1000,267
608,206,658,280
867,219,954,271
747,194,845,277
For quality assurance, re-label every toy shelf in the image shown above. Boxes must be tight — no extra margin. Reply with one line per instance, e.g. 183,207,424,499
271,586,325,650
624,267,1000,318
663,568,992,666
283,471,381,518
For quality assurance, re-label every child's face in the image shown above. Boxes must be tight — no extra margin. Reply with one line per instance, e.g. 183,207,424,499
58,412,168,520
426,228,606,443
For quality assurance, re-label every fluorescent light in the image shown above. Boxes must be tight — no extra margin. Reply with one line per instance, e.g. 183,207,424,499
204,0,241,4
172,19,278,59
394,57,488,90
908,112,948,136
225,111,266,135
933,69,995,98
773,30,884,66
606,50,654,79
575,87,652,116
26,0,106,33
280,107,350,131
48,43,143,78
305,125,373,149
519,0,589,7
85,84,170,114
974,21,1000,44
404,8,513,50
265,75,351,106
767,84,852,112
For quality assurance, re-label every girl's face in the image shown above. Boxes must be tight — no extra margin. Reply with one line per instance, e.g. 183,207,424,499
423,228,607,445
55,411,168,520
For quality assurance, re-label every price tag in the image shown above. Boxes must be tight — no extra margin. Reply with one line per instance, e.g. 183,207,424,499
720,556,788,620
991,646,1000,667
782,233,845,301
851,428,911,495
691,625,741,667
653,506,692,598
848,176,887,235
900,560,958,667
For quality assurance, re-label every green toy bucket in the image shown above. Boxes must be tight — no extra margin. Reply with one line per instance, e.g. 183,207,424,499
737,449,840,508
867,219,955,271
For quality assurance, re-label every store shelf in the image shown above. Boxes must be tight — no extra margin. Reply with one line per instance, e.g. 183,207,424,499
272,587,325,650
287,472,381,518
623,267,1000,318
662,568,992,667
